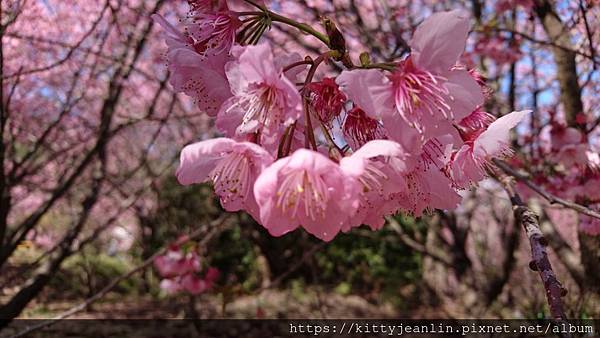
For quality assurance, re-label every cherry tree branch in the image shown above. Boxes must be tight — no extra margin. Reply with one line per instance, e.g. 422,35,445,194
496,169,567,320
386,216,453,266
493,158,600,220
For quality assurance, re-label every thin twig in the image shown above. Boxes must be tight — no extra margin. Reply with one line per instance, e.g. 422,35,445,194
255,242,326,292
493,158,600,220
385,216,453,266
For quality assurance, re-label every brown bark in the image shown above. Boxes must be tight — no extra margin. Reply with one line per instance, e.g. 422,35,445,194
534,0,584,129
497,172,567,319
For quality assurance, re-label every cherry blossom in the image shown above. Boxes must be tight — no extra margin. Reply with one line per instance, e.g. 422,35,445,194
154,246,220,295
154,246,201,278
176,138,274,220
154,3,533,241
153,14,232,116
216,44,302,152
388,9,483,138
449,110,530,188
253,149,360,241
340,140,414,230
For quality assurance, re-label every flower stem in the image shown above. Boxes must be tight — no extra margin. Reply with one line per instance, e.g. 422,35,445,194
267,11,330,47
362,62,397,71
282,59,312,73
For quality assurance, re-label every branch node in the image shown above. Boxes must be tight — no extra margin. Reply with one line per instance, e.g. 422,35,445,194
529,260,538,271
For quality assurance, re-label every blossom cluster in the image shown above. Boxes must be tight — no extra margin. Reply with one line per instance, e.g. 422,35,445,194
154,1,529,241
518,121,600,235
154,244,219,295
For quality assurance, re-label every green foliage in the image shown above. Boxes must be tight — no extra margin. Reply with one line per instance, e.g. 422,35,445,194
210,222,264,292
136,177,221,254
137,175,425,305
314,224,422,300
49,248,140,299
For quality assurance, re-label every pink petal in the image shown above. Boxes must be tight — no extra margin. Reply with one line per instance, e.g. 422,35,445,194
253,158,299,237
152,14,191,49
336,69,394,119
253,149,360,242
176,138,236,185
444,69,485,121
382,113,424,154
474,110,530,158
410,10,471,74
168,49,232,116
449,145,485,187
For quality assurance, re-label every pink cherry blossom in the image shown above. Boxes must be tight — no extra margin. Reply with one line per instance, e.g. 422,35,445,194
390,10,484,136
153,14,232,116
336,10,483,145
158,266,220,295
186,10,241,57
154,246,201,278
155,7,538,242
176,138,274,220
389,58,452,129
253,149,360,241
340,140,414,230
449,110,530,187
216,44,302,151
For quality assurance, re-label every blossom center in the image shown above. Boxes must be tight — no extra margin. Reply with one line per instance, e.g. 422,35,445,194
231,84,282,133
276,170,329,220
391,60,451,129
210,152,252,204
358,163,388,195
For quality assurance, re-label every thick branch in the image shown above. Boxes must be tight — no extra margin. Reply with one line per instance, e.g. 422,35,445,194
497,172,567,320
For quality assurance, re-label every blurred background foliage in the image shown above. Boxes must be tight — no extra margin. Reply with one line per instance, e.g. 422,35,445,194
10,174,599,319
